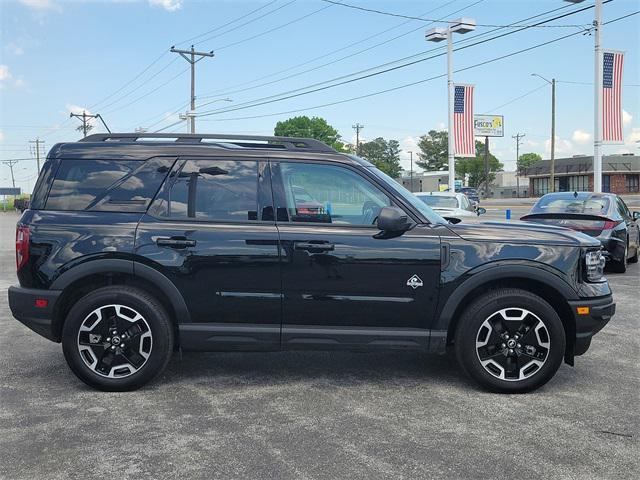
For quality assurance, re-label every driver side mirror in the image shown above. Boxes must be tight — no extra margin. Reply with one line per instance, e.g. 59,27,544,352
476,207,487,216
377,206,411,232
633,211,640,221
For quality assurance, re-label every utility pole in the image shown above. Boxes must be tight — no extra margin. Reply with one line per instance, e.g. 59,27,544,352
70,111,111,137
483,137,489,198
2,160,19,188
409,151,413,192
170,45,215,134
513,133,525,197
29,138,45,174
352,123,364,155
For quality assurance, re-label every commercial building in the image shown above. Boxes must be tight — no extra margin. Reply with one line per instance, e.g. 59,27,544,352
524,154,640,196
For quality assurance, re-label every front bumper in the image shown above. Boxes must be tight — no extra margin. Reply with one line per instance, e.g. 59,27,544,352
568,294,615,356
8,286,62,342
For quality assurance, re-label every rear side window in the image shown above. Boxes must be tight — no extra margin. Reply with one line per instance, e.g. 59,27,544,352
149,159,262,222
45,158,175,212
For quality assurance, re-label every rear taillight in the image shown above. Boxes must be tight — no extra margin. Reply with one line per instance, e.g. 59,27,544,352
603,220,622,230
16,225,29,271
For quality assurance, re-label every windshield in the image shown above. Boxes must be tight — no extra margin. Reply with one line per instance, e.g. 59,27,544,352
531,194,610,215
417,195,459,208
365,166,446,224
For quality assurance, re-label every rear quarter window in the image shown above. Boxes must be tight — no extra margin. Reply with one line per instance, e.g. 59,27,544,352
45,157,175,212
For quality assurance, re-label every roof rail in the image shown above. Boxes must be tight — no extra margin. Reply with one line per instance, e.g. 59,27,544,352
79,133,336,153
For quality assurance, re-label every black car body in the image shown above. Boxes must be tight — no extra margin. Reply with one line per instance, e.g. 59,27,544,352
8,134,615,392
521,192,640,273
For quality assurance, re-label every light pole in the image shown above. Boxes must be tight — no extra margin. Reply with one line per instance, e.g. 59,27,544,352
532,73,556,192
563,0,602,192
426,17,476,192
408,151,414,192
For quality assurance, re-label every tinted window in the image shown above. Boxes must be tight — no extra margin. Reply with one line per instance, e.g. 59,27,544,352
45,159,172,212
531,194,610,215
417,195,458,208
276,162,391,225
150,159,259,222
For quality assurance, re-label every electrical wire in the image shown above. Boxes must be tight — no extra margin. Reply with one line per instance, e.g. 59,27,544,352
195,2,600,118
197,11,638,124
481,83,549,114
320,0,591,28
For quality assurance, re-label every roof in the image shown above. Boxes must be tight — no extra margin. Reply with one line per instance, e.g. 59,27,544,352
524,154,640,177
46,133,360,165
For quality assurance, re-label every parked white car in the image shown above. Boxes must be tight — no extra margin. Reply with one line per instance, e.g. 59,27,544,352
414,191,486,219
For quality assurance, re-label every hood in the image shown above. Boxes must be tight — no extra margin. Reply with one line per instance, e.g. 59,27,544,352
447,220,601,247
433,207,476,217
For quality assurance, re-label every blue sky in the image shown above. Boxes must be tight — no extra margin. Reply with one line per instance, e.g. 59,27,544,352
1,0,639,192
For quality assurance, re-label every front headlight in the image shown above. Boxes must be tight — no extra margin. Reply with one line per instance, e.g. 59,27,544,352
585,250,605,282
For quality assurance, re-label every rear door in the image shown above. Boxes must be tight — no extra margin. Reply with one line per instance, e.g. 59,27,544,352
616,196,639,252
135,156,282,351
271,159,441,349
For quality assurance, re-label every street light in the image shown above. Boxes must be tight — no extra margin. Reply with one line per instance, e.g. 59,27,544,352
426,17,476,192
532,73,556,192
179,98,233,132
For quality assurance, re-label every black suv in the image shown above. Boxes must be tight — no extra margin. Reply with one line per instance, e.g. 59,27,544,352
9,133,615,393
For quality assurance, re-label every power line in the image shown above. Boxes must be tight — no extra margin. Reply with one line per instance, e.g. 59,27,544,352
320,0,590,28
197,0,480,101
482,83,548,114
214,3,334,51
197,12,637,124
195,2,600,118
176,0,280,46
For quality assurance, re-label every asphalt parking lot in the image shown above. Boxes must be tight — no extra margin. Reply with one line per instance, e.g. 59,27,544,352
0,210,638,480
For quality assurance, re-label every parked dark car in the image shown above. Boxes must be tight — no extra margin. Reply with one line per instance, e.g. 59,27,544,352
9,133,615,393
521,192,639,273
445,187,480,204
13,198,30,213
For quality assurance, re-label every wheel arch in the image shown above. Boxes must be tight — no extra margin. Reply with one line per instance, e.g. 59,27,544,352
50,259,189,343
438,266,578,365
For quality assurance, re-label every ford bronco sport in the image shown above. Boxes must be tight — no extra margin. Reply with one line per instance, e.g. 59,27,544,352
9,133,615,392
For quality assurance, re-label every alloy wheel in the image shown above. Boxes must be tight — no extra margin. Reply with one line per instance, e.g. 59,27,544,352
77,304,153,378
475,307,550,381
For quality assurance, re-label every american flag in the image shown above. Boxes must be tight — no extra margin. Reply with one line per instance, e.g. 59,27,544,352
453,84,475,157
602,50,624,143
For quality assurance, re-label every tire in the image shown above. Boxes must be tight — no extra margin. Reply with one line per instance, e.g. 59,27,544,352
628,242,638,264
454,288,565,393
609,242,627,273
62,286,173,391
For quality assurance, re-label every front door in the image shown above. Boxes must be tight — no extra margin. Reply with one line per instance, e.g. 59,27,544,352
135,157,281,351
271,160,441,350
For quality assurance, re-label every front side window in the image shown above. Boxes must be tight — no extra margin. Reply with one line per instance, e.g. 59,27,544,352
276,162,391,225
149,159,260,222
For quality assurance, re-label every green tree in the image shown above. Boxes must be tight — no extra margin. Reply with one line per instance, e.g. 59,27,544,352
517,152,542,173
358,137,402,178
456,139,503,188
274,116,347,152
415,130,448,170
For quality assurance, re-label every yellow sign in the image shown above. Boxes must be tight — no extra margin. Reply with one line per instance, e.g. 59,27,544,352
474,115,504,137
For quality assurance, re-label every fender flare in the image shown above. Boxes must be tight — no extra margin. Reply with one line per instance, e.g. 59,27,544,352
51,258,191,323
435,263,578,331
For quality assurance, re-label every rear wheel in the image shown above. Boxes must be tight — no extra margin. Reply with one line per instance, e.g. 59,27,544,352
609,242,628,273
62,286,173,391
628,241,638,264
455,288,565,393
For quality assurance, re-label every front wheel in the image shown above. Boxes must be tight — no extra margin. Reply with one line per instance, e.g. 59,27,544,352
455,288,565,393
62,286,173,391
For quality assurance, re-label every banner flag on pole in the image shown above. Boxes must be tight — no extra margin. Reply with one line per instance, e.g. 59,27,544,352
602,50,624,144
453,84,475,157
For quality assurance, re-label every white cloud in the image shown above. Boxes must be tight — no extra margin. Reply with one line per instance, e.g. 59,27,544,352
525,139,539,148
623,110,632,126
0,130,4,142
400,135,419,153
148,0,182,12
19,0,61,11
627,128,640,144
5,42,24,56
0,65,11,81
571,129,591,144
545,135,574,155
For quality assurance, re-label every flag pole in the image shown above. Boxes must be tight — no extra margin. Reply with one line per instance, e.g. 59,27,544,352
593,0,603,193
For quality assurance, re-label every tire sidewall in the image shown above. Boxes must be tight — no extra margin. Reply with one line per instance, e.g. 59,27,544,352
62,287,173,391
456,291,566,393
